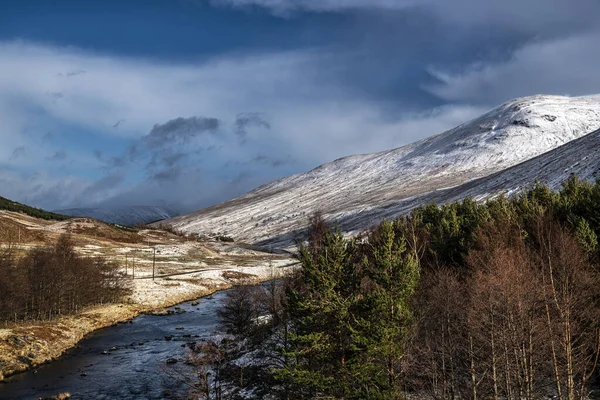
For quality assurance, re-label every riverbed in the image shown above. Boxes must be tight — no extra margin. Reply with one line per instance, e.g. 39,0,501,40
0,290,231,399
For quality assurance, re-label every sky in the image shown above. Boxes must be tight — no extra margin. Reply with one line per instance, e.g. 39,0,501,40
1,0,600,212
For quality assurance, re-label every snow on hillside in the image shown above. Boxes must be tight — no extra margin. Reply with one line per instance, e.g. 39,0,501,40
158,95,600,247
57,205,182,226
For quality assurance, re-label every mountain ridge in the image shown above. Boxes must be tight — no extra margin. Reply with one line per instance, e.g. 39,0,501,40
157,94,600,246
56,205,182,226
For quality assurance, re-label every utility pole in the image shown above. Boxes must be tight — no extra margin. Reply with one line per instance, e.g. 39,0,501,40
125,254,128,276
132,253,135,279
152,247,156,281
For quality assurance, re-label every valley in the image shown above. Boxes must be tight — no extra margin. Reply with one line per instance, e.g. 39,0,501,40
0,209,295,382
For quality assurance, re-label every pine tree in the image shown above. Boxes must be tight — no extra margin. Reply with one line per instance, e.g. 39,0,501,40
352,220,420,399
278,224,356,398
277,217,420,399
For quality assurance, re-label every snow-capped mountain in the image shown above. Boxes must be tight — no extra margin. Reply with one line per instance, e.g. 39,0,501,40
158,95,600,247
56,205,181,226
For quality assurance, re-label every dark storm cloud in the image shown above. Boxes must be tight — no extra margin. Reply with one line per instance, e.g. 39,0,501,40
133,116,223,185
142,116,221,149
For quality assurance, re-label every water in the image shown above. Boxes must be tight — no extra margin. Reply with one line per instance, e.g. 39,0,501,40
0,290,230,400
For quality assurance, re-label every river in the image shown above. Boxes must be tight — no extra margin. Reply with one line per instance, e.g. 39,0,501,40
0,289,231,400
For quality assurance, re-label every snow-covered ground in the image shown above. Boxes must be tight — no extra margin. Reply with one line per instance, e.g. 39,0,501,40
158,95,600,247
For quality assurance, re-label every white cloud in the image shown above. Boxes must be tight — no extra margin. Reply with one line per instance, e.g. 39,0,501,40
0,40,481,161
425,32,600,104
0,40,486,209
211,0,416,13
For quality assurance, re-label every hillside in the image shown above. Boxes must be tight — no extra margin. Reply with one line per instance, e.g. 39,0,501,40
56,205,182,226
0,207,295,381
157,95,600,246
0,196,69,221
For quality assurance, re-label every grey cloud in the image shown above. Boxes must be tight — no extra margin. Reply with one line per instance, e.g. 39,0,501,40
271,158,288,167
161,152,188,168
81,172,125,198
426,32,600,104
142,116,221,149
66,69,86,77
96,150,127,170
11,146,26,159
151,166,183,183
135,116,221,182
146,151,188,171
48,150,67,161
212,0,600,34
107,156,127,169
235,112,271,137
47,92,65,100
58,69,86,78
251,155,269,163
95,116,221,183
42,132,53,143
250,153,293,167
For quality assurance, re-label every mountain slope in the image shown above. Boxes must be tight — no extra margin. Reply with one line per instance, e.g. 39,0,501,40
0,196,69,221
159,95,600,246
56,205,181,226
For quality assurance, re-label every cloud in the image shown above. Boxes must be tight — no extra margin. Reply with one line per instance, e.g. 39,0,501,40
235,113,270,138
63,69,86,78
0,168,90,210
42,132,53,143
48,150,67,161
10,146,26,160
211,0,416,13
0,40,487,210
151,166,183,182
211,0,600,34
426,32,600,104
250,153,293,167
79,172,125,204
142,116,221,149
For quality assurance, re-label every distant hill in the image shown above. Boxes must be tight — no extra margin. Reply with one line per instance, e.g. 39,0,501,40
0,196,70,221
56,205,182,226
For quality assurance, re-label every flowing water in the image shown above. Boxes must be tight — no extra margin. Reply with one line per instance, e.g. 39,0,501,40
0,290,231,400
